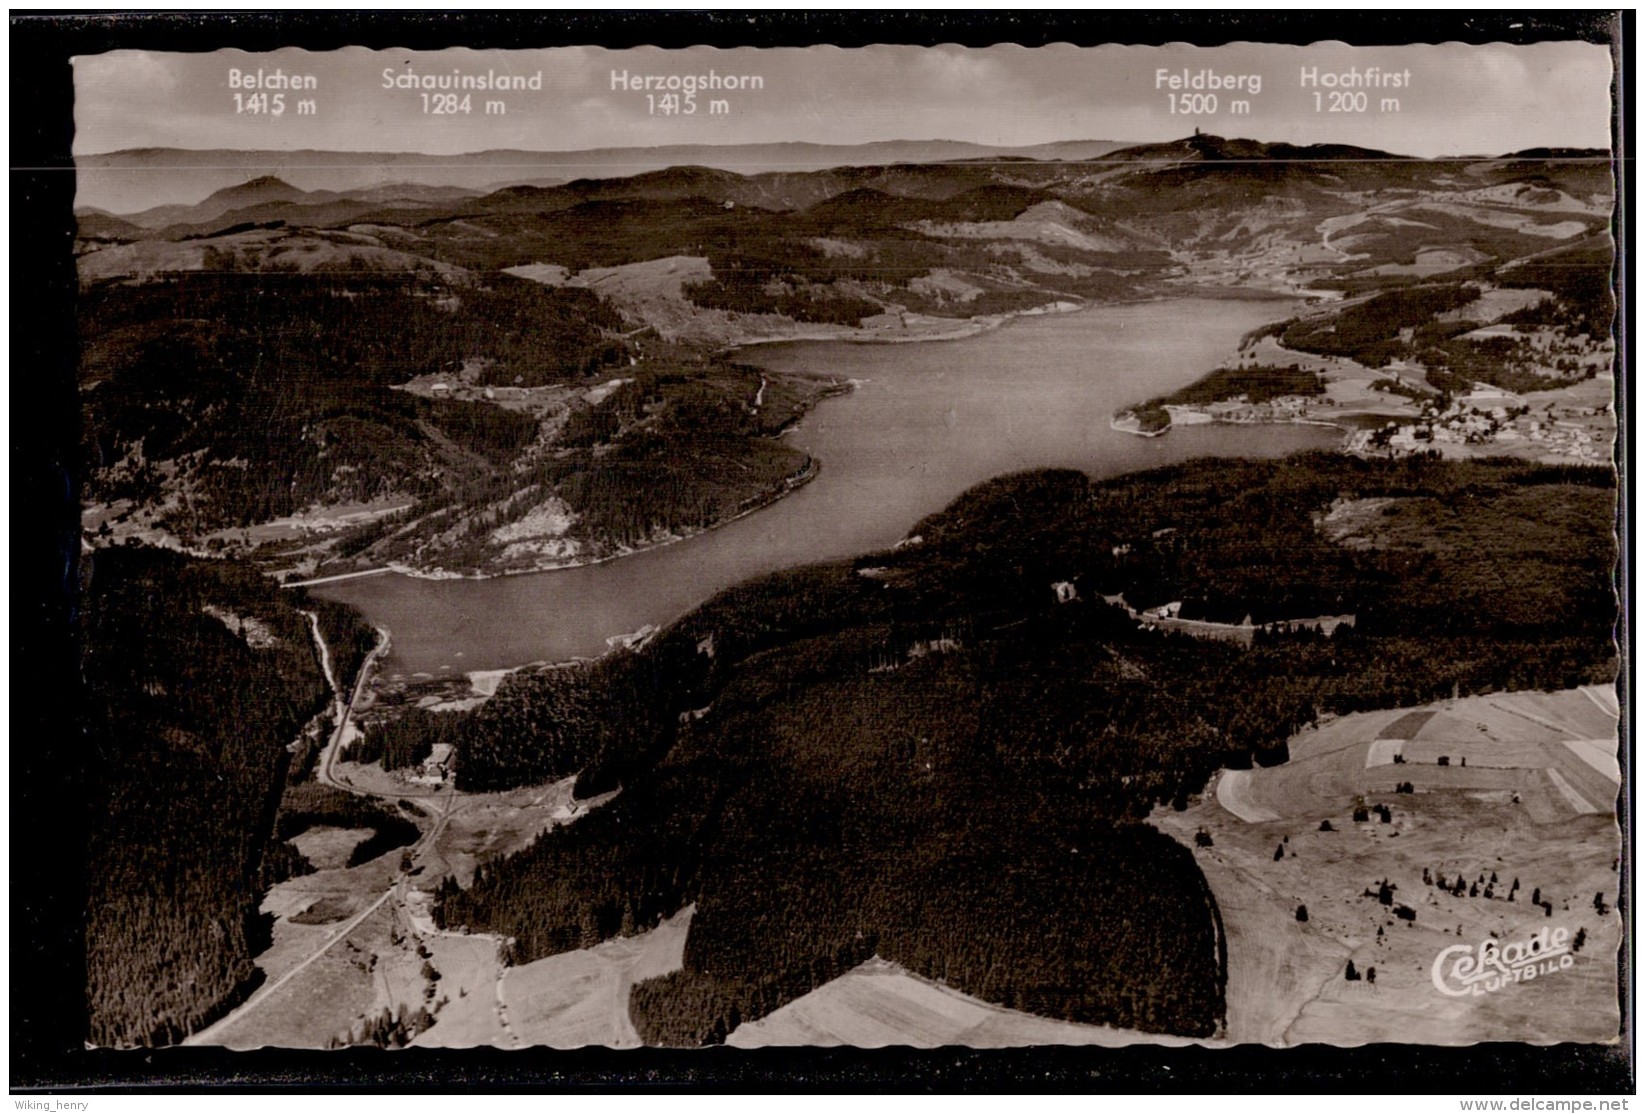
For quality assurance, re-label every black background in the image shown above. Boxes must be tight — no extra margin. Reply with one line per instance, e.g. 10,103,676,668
9,9,1632,1094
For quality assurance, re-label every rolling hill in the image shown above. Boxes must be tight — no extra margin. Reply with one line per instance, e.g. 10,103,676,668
74,139,1136,215
74,135,1615,576
72,131,1619,1052
431,453,1617,1045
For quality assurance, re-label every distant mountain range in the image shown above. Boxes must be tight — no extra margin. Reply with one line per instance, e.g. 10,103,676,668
74,176,497,242
75,134,1612,260
74,139,1136,215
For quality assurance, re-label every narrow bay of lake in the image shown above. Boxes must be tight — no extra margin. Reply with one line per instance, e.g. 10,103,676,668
316,296,1341,677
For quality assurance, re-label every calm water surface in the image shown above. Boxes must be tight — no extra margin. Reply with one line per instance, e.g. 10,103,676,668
316,297,1340,676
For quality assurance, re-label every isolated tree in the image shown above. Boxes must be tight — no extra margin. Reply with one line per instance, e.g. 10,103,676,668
1319,819,1335,832
1195,829,1214,848
1345,960,1361,982
1274,843,1286,862
1366,966,1377,985
1296,904,1309,923
1573,927,1587,953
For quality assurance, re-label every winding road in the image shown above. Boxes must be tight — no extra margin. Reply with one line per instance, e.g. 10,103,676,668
183,618,453,1047
315,623,390,795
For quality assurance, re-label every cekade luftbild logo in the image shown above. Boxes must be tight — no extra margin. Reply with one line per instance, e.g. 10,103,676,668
1431,926,1577,997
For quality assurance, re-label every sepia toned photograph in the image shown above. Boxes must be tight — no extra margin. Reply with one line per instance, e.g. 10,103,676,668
17,10,1626,1092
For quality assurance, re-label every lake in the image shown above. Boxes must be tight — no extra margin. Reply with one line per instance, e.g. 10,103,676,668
316,296,1341,678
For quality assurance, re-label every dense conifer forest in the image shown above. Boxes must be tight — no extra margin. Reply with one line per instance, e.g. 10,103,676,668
433,453,1616,1043
272,784,421,867
77,272,625,531
81,546,374,1047
68,137,1616,1053
1274,264,1612,396
306,596,379,693
351,708,463,771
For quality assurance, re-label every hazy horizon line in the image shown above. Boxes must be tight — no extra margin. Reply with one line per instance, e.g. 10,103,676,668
72,133,1620,164
74,136,1137,159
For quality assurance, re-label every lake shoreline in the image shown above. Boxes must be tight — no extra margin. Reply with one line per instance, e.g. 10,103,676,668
719,297,1088,353
304,439,832,587
302,289,1301,587
722,285,1305,355
315,294,1340,675
1109,409,1357,444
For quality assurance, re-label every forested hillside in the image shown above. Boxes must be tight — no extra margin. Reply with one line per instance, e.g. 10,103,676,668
82,546,372,1046
70,133,1616,1049
75,140,1611,576
77,264,845,577
79,271,625,533
433,453,1616,1043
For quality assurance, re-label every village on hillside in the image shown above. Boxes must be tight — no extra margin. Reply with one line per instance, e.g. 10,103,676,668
1140,312,1615,466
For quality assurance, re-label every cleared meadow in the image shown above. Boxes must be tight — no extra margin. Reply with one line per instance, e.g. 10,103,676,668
499,905,693,1049
1155,685,1622,1046
726,957,1203,1049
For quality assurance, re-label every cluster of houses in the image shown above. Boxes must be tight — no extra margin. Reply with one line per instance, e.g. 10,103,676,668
1162,394,1311,427
406,742,455,787
1351,396,1610,462
1051,581,1353,647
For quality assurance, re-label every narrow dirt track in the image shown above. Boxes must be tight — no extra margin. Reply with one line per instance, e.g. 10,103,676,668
317,627,390,795
184,621,428,1045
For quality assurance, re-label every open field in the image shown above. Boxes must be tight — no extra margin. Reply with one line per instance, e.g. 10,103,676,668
726,957,1203,1049
497,906,694,1049
200,774,595,1048
408,929,513,1050
288,826,376,872
198,684,1623,1050
507,254,1068,348
1154,685,1622,1046
208,900,400,1049
417,778,603,889
726,681,1621,1051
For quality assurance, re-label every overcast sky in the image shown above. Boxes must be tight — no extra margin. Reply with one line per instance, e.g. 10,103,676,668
73,41,1613,158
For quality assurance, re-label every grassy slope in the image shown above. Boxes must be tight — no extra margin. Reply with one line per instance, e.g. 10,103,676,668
82,547,345,1046
434,453,1616,1045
